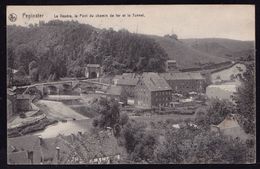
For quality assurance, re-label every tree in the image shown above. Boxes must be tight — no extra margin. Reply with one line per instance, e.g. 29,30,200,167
119,120,158,163
29,60,38,71
92,97,120,129
29,61,39,82
17,66,27,76
194,108,208,129
232,63,255,134
119,113,129,126
154,127,249,164
29,68,39,82
15,44,36,74
206,98,236,125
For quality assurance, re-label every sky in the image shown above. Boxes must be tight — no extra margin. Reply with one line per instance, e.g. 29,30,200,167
7,5,255,41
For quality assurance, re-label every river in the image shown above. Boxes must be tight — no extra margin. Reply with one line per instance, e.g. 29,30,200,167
32,95,94,138
33,119,93,138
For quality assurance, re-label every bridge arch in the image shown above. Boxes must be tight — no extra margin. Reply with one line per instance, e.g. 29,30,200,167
47,85,58,95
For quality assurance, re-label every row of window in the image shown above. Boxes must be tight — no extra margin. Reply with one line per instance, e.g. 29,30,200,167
155,97,171,102
155,91,171,96
158,102,169,107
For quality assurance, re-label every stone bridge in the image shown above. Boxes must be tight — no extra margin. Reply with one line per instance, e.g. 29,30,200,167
17,79,110,96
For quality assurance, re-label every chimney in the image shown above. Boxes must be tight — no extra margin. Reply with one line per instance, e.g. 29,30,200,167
38,136,43,145
27,151,34,164
56,147,60,164
71,134,75,142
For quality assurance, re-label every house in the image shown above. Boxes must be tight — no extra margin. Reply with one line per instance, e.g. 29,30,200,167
165,60,179,72
8,135,71,164
105,85,123,102
112,73,140,98
160,72,206,95
134,72,172,109
16,94,32,112
210,114,249,141
8,131,125,164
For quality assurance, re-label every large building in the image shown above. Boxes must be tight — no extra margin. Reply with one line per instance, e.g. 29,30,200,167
160,72,206,95
134,72,172,109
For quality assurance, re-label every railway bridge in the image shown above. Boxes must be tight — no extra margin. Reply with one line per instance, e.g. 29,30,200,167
16,79,110,96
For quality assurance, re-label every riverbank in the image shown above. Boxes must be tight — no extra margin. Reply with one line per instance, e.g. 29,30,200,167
8,117,58,138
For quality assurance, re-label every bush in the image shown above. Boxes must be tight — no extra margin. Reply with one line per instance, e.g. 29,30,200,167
206,98,236,125
119,120,158,163
154,127,250,164
119,113,129,126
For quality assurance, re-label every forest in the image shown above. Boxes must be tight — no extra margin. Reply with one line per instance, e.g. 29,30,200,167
7,20,168,83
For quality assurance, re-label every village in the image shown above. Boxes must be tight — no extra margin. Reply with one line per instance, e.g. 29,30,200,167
7,59,250,164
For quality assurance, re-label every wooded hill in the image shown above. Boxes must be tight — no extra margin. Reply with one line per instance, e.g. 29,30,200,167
7,20,254,83
7,20,167,82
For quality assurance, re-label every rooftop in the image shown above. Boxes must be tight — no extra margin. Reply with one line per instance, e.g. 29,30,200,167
141,72,172,91
160,72,205,80
8,151,28,164
113,73,140,86
106,86,122,96
8,135,71,164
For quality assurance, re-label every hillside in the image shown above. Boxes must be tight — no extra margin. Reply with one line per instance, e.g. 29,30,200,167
8,20,252,84
7,20,168,82
181,38,255,61
149,35,230,70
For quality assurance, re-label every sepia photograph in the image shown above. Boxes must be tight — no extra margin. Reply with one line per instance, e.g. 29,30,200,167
6,5,255,164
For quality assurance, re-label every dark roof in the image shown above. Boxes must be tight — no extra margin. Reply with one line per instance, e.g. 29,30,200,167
141,72,172,91
8,135,71,164
8,151,28,164
160,72,205,80
106,86,122,96
8,135,40,152
87,64,101,68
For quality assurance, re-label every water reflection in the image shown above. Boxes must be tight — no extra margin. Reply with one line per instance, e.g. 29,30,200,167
33,119,92,138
